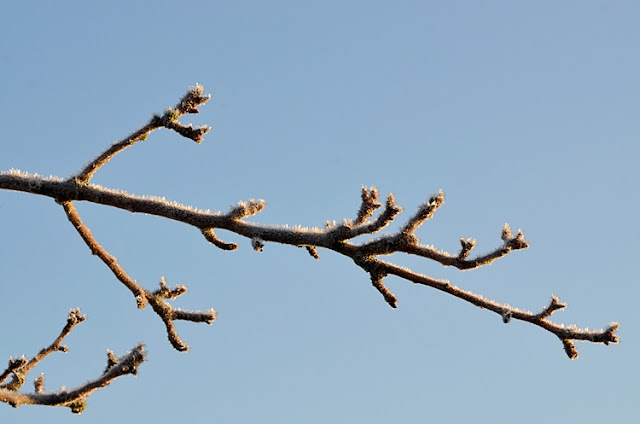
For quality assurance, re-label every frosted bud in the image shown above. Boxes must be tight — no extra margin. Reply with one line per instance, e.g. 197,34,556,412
28,178,42,191
251,236,264,252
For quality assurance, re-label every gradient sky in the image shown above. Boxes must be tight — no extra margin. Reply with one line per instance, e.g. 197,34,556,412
1,1,637,423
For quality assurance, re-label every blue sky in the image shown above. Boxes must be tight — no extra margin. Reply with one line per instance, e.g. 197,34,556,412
0,1,637,422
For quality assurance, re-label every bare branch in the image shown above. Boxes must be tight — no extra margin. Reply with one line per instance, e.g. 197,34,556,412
154,277,188,300
0,83,619,384
533,295,566,321
61,201,148,308
359,257,619,358
251,236,265,251
160,119,211,143
354,186,381,225
369,273,397,308
61,200,216,351
0,344,146,413
202,228,238,250
74,84,211,184
400,189,445,235
562,339,579,360
227,199,267,220
458,237,477,260
335,193,403,240
1,309,85,391
358,222,530,270
304,246,320,260
0,310,145,413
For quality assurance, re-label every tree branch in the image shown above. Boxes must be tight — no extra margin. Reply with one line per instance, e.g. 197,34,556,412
0,83,619,394
74,85,211,184
0,310,146,413
60,200,215,351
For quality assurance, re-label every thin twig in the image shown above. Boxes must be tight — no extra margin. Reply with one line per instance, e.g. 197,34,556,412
0,309,85,390
74,84,211,184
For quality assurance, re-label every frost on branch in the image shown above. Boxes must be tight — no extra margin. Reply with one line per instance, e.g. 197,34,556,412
0,85,619,411
0,310,146,413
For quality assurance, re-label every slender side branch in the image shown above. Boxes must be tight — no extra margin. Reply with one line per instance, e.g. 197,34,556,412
61,201,215,351
74,84,211,184
227,199,267,220
400,190,444,235
458,238,477,260
533,295,566,321
0,309,85,391
61,201,148,308
0,310,146,413
349,255,619,359
304,246,320,259
331,193,402,241
354,186,381,225
202,228,238,251
1,345,146,413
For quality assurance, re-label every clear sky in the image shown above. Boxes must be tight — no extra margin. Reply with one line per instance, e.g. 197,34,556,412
0,1,637,422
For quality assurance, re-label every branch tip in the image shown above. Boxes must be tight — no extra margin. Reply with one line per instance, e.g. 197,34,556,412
534,295,567,320
34,374,44,394
401,190,445,235
67,308,86,325
176,84,211,114
201,228,238,250
105,350,118,372
603,322,620,345
501,224,529,250
355,186,382,224
501,223,513,241
458,237,477,260
154,277,188,299
0,85,618,374
228,199,267,220
163,120,211,143
305,246,320,259
370,273,398,308
561,339,579,360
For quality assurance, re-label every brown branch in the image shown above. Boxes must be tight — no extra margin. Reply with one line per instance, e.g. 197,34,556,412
354,186,381,225
226,199,267,220
74,84,211,184
0,344,146,413
0,310,146,413
61,200,215,351
61,201,148,308
357,222,529,270
0,309,85,390
202,228,238,251
400,190,445,235
458,237,477,260
346,255,619,359
0,85,619,362
304,246,320,259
